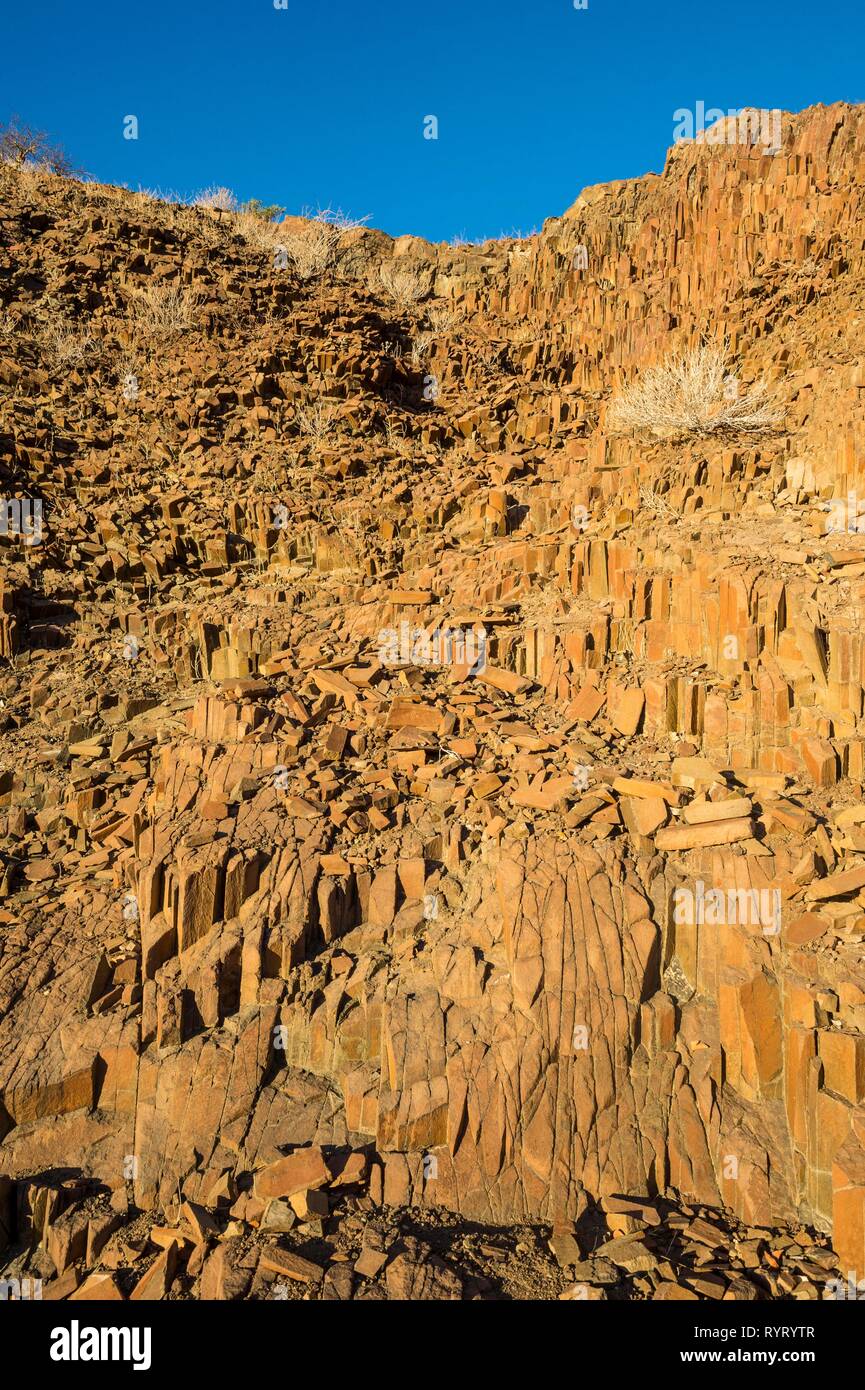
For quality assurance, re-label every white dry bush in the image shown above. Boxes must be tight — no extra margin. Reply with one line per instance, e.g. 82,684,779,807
638,485,682,523
607,344,781,436
194,185,238,214
134,185,189,207
449,233,487,249
410,331,435,366
426,301,457,336
115,350,141,397
294,399,335,444
280,207,370,282
378,259,427,312
322,207,369,234
383,415,413,457
37,319,93,371
286,219,335,280
0,119,78,177
235,209,283,259
129,283,203,337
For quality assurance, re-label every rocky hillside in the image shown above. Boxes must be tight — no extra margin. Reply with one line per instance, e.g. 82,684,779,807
1,101,865,1302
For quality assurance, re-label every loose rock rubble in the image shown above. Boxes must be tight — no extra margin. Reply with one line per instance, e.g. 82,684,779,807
0,1164,847,1302
2,102,865,1300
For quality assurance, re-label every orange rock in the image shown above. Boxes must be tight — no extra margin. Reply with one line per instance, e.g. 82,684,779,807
130,1242,178,1301
786,911,830,945
254,1148,331,1202
654,817,753,850
609,687,645,737
69,1272,125,1301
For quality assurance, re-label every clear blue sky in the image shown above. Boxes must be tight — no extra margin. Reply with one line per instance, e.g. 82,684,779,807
2,0,863,242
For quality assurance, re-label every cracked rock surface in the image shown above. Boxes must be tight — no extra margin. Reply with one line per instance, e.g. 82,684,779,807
1,102,865,1299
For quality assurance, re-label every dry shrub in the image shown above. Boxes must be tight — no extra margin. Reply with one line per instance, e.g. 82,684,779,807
284,220,335,280
236,209,286,261
383,415,413,457
378,259,427,311
277,207,369,282
426,301,458,335
133,185,188,207
0,301,94,370
129,283,203,337
114,351,141,399
0,118,79,176
36,319,93,370
638,485,682,522
608,344,781,436
194,186,238,213
449,233,487,248
519,582,567,624
410,331,435,366
294,399,335,443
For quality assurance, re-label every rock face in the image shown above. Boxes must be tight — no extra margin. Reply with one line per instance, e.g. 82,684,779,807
2,102,865,1298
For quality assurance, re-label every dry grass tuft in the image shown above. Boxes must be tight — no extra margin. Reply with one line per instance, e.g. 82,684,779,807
284,219,336,280
194,186,238,213
129,283,203,337
36,319,93,371
410,331,435,366
276,207,369,282
235,210,283,259
638,485,682,523
378,259,428,311
0,303,96,372
294,399,336,444
608,344,782,436
426,301,458,336
383,415,414,457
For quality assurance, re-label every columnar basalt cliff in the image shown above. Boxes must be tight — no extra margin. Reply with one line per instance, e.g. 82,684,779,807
1,102,864,1301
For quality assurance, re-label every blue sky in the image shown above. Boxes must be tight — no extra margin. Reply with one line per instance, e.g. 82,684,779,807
2,0,863,242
